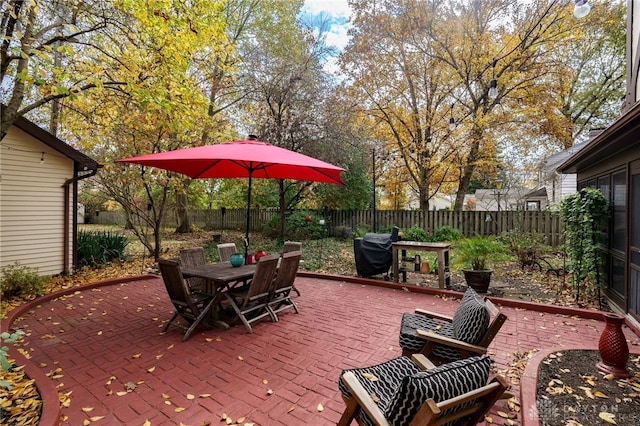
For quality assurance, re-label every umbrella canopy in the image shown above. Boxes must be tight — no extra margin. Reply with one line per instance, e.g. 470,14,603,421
117,139,345,260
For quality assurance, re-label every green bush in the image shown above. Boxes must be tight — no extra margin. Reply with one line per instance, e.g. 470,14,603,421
500,230,548,269
430,226,462,242
402,225,429,242
262,210,326,240
1,262,46,299
78,231,128,267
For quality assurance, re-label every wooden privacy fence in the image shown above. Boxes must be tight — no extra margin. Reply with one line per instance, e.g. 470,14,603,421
92,209,563,246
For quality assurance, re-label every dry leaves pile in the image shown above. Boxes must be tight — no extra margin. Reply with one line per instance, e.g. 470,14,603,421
0,358,41,426
537,350,640,426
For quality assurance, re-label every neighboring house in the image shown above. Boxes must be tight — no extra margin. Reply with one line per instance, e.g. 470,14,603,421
537,141,589,206
558,1,640,324
0,114,100,277
471,188,548,211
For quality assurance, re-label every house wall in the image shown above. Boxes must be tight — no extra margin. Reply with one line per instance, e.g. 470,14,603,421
551,173,577,204
0,126,73,277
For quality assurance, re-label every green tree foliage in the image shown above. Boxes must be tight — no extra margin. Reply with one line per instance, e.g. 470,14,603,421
559,188,609,304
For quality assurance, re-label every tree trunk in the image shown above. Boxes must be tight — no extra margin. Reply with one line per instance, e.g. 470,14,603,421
278,180,286,240
175,181,191,233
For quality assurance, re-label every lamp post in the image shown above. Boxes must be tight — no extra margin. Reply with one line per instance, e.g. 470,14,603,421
372,148,377,233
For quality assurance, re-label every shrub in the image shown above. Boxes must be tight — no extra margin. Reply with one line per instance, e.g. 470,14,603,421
0,262,46,299
430,226,462,242
262,210,326,240
78,231,128,267
500,230,548,269
402,225,429,242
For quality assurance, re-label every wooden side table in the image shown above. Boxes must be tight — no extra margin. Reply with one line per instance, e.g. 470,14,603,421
391,241,451,289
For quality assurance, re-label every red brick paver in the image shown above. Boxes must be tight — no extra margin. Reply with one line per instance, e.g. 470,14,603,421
9,275,639,425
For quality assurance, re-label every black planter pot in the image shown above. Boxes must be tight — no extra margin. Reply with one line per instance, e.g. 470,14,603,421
463,269,493,293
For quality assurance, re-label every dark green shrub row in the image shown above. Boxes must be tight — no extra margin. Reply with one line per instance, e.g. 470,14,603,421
262,210,327,240
78,231,128,267
1,262,46,299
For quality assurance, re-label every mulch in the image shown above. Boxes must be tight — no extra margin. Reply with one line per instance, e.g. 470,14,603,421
536,350,640,426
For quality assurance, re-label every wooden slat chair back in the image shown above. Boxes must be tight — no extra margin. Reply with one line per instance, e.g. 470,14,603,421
282,241,302,296
217,243,238,262
179,247,206,291
399,288,507,364
268,250,301,320
338,354,508,426
223,254,279,333
158,259,216,341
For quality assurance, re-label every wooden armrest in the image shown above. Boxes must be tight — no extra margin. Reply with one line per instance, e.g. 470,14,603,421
341,372,390,426
415,329,487,354
414,308,454,322
411,353,437,370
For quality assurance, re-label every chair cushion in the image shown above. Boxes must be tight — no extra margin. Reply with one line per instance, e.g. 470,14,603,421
452,290,489,345
339,356,422,426
399,312,454,353
385,355,491,426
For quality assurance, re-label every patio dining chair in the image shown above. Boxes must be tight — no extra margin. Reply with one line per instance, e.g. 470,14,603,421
223,253,279,333
268,250,301,321
158,259,217,341
338,354,507,426
282,241,302,296
217,243,238,262
399,287,507,364
179,247,206,292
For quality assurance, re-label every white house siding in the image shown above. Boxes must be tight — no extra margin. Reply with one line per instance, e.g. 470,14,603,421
1,126,73,277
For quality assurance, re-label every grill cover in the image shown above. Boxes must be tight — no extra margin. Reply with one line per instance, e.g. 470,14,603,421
354,227,399,277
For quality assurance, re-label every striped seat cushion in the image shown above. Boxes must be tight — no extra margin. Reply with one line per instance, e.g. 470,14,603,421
399,312,454,354
338,356,422,426
385,355,491,426
452,289,489,345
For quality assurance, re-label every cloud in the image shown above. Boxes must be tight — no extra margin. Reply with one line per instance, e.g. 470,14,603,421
303,0,352,18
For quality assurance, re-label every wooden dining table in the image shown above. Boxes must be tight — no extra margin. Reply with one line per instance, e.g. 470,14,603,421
181,262,256,329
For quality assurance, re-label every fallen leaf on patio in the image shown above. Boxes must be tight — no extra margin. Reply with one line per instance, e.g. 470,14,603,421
205,338,213,342
496,411,509,418
236,417,246,422
162,393,170,399
143,421,151,426
164,401,172,405
82,407,94,412
287,406,295,413
106,390,112,396
167,344,174,350
262,379,268,384
97,331,103,335
174,407,185,413
199,393,211,398
317,403,324,412
124,382,137,391
506,419,515,425
89,416,105,422
388,346,394,351
186,394,195,400
225,418,233,425
132,353,142,359
83,420,90,425
361,373,379,381
238,356,244,361
594,391,608,398
221,413,228,420
484,415,493,423
147,366,156,373
598,412,617,424
267,389,274,395
243,423,255,426
216,337,222,342
116,391,128,396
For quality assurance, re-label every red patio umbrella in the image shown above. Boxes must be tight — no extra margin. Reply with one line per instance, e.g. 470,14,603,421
117,138,345,261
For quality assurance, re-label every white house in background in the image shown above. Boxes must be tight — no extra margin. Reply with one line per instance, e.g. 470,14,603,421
537,139,592,206
469,187,549,211
0,114,100,277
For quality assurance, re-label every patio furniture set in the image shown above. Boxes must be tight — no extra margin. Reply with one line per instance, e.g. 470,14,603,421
157,242,302,341
337,287,510,425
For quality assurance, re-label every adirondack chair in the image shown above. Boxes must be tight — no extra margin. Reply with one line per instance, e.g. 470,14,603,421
399,287,507,364
338,354,508,426
268,250,301,320
223,254,279,333
158,259,216,341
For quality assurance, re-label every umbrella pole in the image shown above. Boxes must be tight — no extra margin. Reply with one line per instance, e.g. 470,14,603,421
244,171,252,264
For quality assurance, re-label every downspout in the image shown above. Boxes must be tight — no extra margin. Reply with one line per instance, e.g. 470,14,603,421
63,165,99,274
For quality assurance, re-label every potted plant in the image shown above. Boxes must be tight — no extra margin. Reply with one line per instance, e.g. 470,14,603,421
454,235,506,293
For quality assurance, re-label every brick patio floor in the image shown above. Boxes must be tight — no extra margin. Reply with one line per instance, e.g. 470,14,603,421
8,274,640,425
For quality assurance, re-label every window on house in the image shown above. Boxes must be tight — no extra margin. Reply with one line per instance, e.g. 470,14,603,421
526,201,540,211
